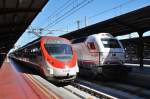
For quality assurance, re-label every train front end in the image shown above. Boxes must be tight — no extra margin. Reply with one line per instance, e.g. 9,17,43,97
99,38,125,66
41,36,79,82
97,33,128,78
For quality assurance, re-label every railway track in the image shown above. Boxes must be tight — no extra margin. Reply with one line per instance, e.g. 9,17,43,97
23,71,150,99
104,82,150,98
12,58,150,99
26,73,120,99
63,65,150,99
31,74,116,99
69,82,117,99
75,77,150,99
11,59,115,99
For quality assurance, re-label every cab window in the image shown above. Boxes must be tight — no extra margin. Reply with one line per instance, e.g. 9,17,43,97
87,42,96,50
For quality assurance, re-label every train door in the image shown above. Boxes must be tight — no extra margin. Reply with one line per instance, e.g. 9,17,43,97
35,43,47,76
35,43,43,66
86,41,100,66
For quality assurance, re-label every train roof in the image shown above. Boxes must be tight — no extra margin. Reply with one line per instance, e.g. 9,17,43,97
16,37,41,52
14,36,70,52
90,33,114,38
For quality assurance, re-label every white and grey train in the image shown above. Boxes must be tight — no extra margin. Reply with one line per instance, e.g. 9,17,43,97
72,33,128,78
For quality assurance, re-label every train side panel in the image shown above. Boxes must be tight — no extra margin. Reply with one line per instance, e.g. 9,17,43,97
9,36,79,82
72,33,128,78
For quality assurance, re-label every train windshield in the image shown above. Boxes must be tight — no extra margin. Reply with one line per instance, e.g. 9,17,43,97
44,44,73,61
101,38,121,48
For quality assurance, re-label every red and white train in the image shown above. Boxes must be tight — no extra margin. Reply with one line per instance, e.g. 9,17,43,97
10,36,79,82
72,33,128,78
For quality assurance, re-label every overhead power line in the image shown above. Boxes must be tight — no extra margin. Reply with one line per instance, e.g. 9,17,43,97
41,0,73,28
47,0,72,20
89,0,136,19
44,0,94,29
27,27,68,37
43,0,75,27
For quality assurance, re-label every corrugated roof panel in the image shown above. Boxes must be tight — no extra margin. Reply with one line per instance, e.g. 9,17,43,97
61,6,150,39
0,0,48,63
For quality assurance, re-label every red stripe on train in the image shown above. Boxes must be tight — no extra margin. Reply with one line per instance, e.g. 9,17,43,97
40,37,77,69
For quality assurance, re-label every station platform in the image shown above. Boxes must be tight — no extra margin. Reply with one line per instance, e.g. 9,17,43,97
0,58,82,99
0,60,61,99
125,63,150,75
123,63,150,89
0,58,150,99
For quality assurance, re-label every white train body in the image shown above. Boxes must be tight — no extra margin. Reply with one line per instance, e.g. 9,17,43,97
10,36,79,82
72,33,125,77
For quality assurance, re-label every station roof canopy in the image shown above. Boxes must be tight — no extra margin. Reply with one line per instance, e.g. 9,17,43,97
0,0,48,53
120,36,150,44
61,6,150,40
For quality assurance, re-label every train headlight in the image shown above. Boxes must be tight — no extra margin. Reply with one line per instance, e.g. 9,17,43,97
100,52,104,61
47,67,53,74
100,57,104,63
100,52,103,56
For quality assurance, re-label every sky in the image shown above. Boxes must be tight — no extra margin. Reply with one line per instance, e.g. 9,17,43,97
15,0,150,48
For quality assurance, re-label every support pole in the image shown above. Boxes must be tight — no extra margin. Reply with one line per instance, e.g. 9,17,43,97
138,32,144,68
77,20,80,29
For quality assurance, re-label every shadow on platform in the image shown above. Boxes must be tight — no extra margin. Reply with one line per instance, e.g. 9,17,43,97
0,62,3,68
0,53,6,68
9,59,41,76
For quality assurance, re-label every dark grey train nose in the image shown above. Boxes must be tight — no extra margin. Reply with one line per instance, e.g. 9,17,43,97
112,53,116,56
67,73,69,77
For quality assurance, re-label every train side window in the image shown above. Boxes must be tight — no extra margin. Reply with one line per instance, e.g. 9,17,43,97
36,44,42,56
37,48,42,56
30,50,34,58
72,37,87,44
87,42,96,50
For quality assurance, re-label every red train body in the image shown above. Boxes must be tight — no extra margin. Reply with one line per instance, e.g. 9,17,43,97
10,36,79,82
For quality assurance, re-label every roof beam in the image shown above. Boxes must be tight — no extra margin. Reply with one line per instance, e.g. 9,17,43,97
0,22,29,28
0,8,39,14
21,0,34,27
113,19,140,32
12,0,19,23
2,0,6,26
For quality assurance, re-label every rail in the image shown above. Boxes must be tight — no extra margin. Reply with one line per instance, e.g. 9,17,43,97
71,81,117,99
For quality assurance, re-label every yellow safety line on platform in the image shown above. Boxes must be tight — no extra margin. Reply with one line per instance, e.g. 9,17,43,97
25,74,60,99
28,74,59,99
24,74,53,99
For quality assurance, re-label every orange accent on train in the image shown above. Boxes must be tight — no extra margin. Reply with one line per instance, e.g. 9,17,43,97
40,36,77,69
10,36,79,82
